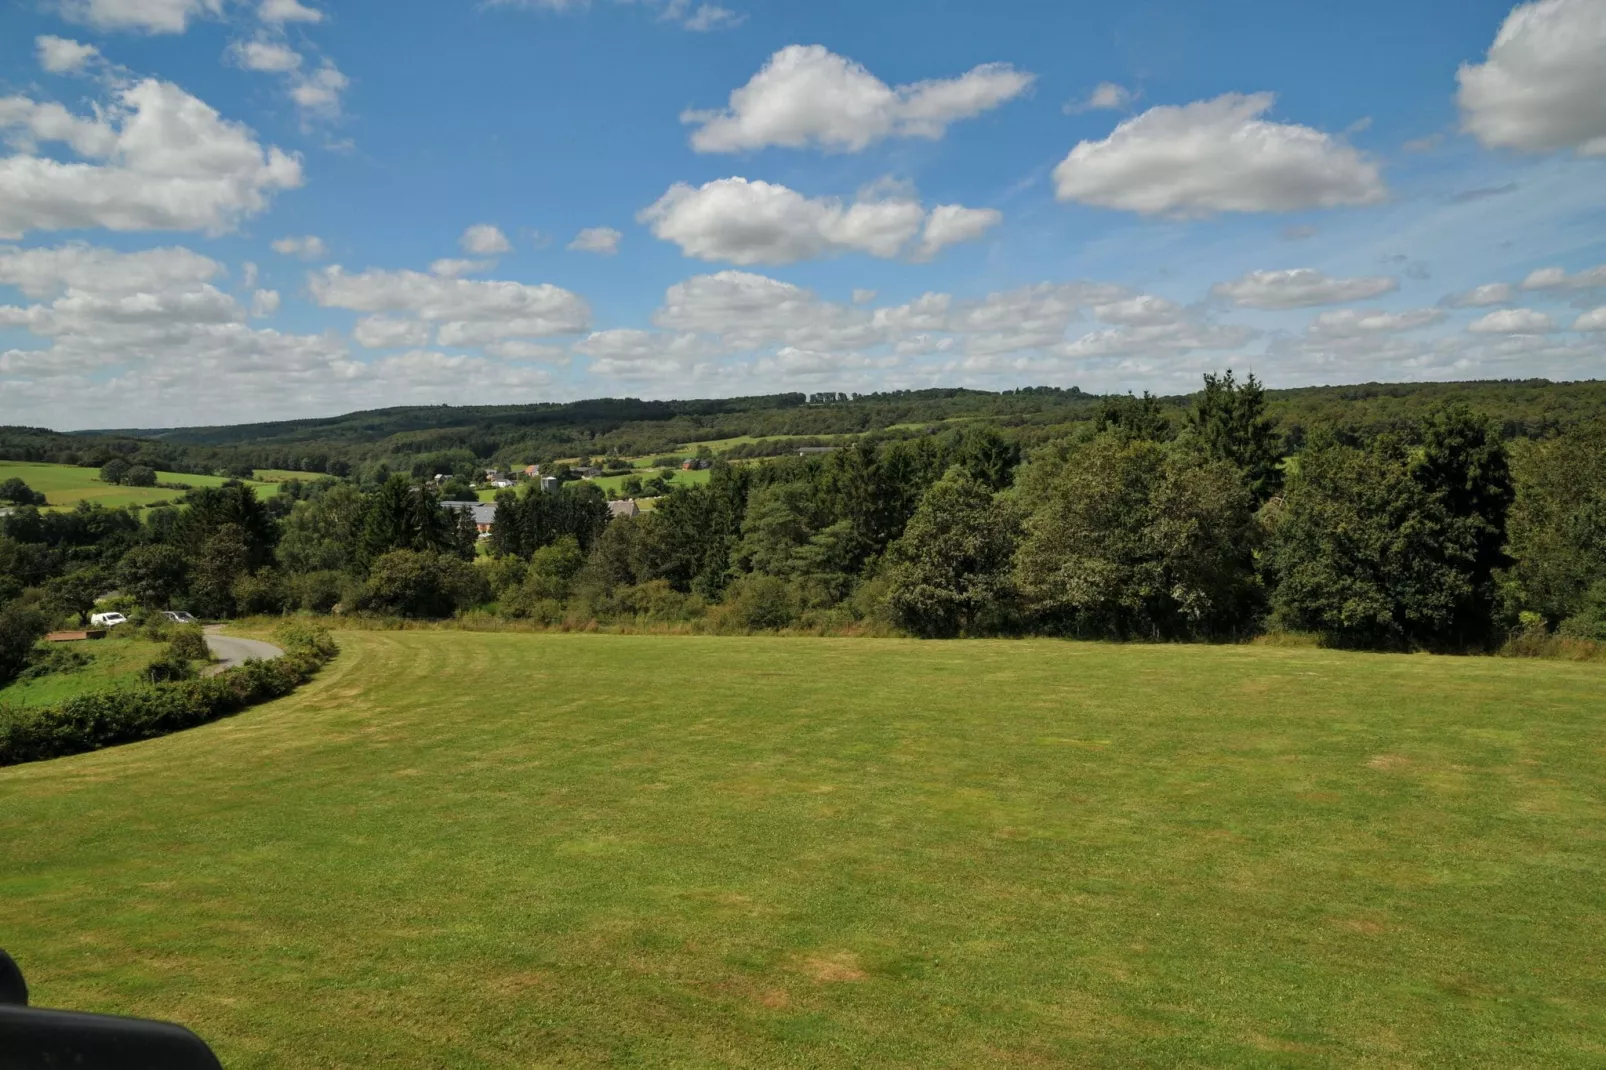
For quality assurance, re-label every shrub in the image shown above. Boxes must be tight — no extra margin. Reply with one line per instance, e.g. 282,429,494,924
0,623,337,767
168,624,210,662
722,574,796,631
358,550,490,618
0,603,47,687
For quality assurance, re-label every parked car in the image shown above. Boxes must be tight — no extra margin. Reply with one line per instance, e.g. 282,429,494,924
162,611,198,624
89,612,128,628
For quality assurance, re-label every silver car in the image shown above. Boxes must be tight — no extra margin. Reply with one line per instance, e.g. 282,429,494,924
161,610,198,624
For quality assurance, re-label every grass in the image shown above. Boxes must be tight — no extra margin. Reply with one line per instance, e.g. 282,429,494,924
248,469,327,484
1,632,1603,1068
0,462,275,510
0,637,169,706
587,468,712,495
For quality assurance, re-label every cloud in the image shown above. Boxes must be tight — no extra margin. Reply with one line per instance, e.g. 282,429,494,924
1053,92,1387,216
460,224,513,256
0,243,222,299
640,177,994,264
1063,82,1133,114
259,0,323,22
682,45,1033,153
913,205,1002,261
271,235,328,260
309,266,590,343
52,0,222,34
655,270,879,351
568,226,621,255
250,288,280,317
36,36,101,74
1443,282,1515,307
852,289,877,305
679,3,743,31
1210,268,1397,309
1091,294,1185,326
0,80,302,239
1520,263,1606,290
428,258,494,278
483,339,566,361
574,328,715,380
1457,0,1606,156
1574,307,1606,331
1468,308,1555,333
1449,182,1519,204
229,37,303,72
1306,307,1445,338
352,315,431,349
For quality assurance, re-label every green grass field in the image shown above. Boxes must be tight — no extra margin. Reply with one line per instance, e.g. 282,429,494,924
2,633,1603,1067
0,461,276,510
0,637,168,707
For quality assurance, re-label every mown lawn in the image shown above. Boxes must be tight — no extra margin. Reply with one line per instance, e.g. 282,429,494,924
0,461,275,510
0,637,169,707
1,632,1602,1068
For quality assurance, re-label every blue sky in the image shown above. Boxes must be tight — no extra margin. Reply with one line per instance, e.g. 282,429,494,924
1,0,1603,429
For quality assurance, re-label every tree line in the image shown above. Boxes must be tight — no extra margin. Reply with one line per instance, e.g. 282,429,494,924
2,373,1604,688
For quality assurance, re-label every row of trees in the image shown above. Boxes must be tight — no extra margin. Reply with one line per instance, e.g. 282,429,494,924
2,375,1603,668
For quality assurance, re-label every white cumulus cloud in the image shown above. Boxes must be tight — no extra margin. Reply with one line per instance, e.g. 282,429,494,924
1064,82,1133,114
0,80,302,239
682,45,1033,153
352,315,432,349
250,288,280,317
1520,263,1606,290
309,266,590,343
1307,308,1445,337
271,235,328,260
53,0,222,34
1468,308,1555,333
460,224,513,255
1457,0,1606,156
1053,92,1387,216
259,0,323,22
640,177,994,264
36,36,101,74
229,37,302,72
1211,268,1398,309
1574,307,1606,331
568,226,621,255
1443,282,1515,307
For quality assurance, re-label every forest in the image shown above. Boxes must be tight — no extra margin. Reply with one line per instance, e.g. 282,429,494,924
2,375,1604,693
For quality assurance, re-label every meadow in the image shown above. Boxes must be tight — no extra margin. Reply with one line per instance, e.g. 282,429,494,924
0,637,168,707
1,632,1602,1067
0,461,276,510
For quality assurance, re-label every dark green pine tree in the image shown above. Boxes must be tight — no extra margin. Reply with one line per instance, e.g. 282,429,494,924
1189,371,1283,505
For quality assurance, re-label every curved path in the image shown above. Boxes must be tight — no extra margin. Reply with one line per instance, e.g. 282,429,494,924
203,625,284,676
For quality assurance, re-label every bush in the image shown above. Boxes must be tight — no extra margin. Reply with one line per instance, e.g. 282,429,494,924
0,603,47,687
286,570,349,614
168,624,210,662
0,623,337,767
357,550,490,618
722,574,796,631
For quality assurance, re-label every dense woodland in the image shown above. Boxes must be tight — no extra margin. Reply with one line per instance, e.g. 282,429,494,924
2,376,1605,687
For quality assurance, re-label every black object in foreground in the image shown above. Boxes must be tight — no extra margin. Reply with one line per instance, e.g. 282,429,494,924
0,950,222,1070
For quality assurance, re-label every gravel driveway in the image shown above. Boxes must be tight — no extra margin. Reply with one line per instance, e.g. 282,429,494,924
202,625,285,676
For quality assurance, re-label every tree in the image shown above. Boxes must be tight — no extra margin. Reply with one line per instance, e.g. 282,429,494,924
178,484,277,570
1096,392,1172,443
99,458,130,485
0,478,45,506
1267,430,1494,649
41,567,106,626
1503,421,1606,631
1014,437,1262,639
192,524,251,618
117,545,190,608
883,467,1019,638
523,536,585,601
451,506,480,561
0,602,46,686
359,476,450,565
123,465,157,488
277,483,366,573
358,550,489,618
1189,371,1282,504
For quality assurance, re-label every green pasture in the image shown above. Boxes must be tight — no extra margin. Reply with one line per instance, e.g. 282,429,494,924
587,467,712,495
249,469,328,484
2,632,1603,1067
0,461,274,510
0,637,169,707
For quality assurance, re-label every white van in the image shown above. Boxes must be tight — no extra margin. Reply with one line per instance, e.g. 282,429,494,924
89,612,128,628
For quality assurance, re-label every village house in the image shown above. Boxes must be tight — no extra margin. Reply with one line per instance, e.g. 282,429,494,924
440,500,497,535
608,499,641,519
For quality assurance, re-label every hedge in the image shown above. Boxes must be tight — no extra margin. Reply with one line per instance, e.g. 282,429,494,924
0,623,339,768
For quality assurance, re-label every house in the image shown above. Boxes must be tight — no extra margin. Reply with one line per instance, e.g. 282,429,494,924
523,465,541,478
538,476,559,493
572,466,602,479
483,468,507,483
608,499,641,519
440,500,498,534
681,458,710,471
490,479,514,489
796,446,838,456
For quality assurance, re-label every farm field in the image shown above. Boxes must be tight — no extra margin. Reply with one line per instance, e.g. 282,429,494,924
1,633,1603,1067
0,637,168,707
0,461,274,510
